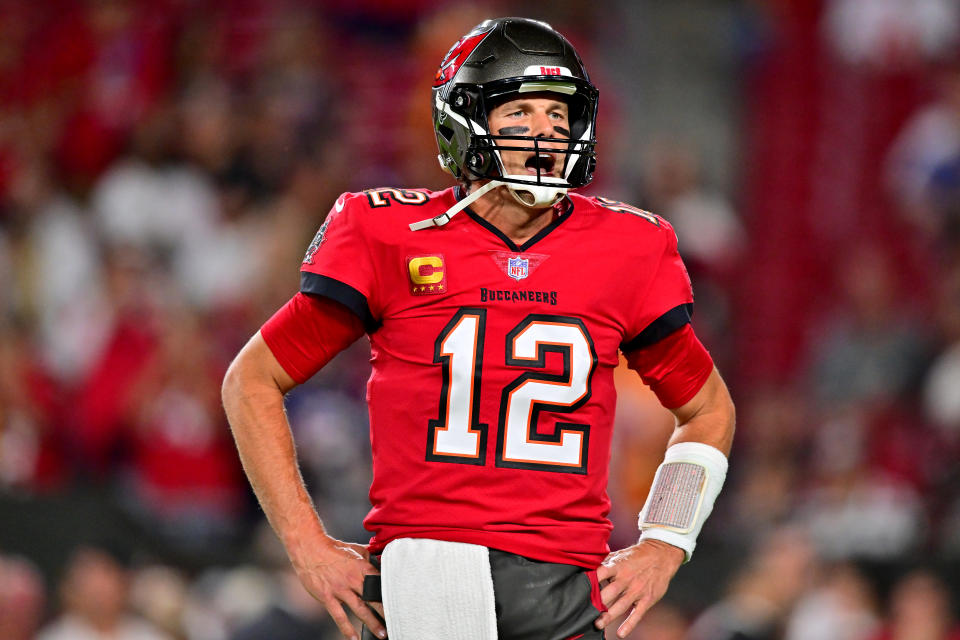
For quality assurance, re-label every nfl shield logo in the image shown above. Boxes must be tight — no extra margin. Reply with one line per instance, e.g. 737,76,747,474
507,256,529,281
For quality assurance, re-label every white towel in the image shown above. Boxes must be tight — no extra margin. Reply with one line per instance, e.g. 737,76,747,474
380,538,498,640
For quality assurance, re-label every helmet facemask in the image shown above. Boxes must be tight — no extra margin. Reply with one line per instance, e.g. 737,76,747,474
476,79,597,206
436,77,598,208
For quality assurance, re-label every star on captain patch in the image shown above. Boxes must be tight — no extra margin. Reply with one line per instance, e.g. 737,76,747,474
407,254,447,296
490,251,548,281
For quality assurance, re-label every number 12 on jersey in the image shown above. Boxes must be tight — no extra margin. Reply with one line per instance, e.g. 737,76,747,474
426,308,598,474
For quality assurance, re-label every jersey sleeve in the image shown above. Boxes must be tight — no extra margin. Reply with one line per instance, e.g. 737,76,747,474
299,192,379,330
625,324,713,409
260,292,365,383
621,224,695,352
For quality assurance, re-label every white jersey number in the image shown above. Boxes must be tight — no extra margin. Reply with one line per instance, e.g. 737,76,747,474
427,309,597,474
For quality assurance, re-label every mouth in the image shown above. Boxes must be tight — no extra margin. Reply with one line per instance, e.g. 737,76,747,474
524,153,557,176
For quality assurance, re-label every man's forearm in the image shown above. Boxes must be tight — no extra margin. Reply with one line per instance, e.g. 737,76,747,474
634,368,735,561
222,355,327,558
223,337,385,640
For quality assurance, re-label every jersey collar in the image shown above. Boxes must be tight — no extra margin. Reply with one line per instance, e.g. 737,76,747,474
457,186,575,253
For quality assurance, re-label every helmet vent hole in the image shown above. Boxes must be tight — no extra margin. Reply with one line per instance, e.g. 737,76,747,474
437,124,454,142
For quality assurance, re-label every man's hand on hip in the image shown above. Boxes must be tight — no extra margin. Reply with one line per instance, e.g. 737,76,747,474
290,536,386,640
594,539,685,638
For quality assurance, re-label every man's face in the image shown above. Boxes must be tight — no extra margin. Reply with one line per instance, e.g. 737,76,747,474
487,93,570,179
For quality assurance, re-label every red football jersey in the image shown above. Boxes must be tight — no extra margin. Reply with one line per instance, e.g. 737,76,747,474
293,186,698,568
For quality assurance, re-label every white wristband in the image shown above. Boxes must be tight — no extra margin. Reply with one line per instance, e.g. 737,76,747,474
638,441,728,562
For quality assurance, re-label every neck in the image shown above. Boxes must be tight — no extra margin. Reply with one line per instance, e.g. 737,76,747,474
466,182,559,245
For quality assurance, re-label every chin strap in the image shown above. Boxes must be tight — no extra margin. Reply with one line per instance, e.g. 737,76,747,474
410,177,569,232
409,180,503,231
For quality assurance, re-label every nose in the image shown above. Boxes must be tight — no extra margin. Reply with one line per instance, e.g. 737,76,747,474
530,110,554,138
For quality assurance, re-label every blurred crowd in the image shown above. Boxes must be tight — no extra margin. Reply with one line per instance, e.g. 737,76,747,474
0,0,959,639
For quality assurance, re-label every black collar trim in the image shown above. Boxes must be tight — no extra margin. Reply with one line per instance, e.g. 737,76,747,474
460,190,575,252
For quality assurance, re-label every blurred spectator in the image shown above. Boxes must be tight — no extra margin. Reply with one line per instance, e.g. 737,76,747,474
0,553,46,640
120,304,247,557
91,107,220,285
924,149,960,259
0,320,69,491
795,409,926,561
797,244,937,560
924,261,960,433
237,8,335,199
640,138,745,278
175,76,236,178
914,263,960,556
624,600,688,640
637,137,744,370
0,151,110,383
886,60,960,243
687,527,818,640
785,562,880,640
804,243,928,409
170,180,270,313
181,566,275,640
27,193,108,384
723,388,811,542
72,245,163,475
229,569,336,640
49,0,176,189
250,157,348,318
0,226,12,311
129,565,190,640
869,569,960,640
37,544,171,640
823,0,959,70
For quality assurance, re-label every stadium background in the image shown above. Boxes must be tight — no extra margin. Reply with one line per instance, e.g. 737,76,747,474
1,0,959,638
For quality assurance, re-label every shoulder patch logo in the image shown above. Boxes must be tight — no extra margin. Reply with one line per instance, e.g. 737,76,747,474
490,251,548,281
302,216,332,265
407,255,447,295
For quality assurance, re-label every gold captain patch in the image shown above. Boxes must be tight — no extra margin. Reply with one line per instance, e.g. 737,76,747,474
407,255,447,296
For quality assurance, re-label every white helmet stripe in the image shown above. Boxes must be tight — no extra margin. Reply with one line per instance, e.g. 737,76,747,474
564,124,591,180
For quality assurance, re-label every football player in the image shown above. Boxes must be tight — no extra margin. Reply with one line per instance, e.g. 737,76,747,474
223,17,735,640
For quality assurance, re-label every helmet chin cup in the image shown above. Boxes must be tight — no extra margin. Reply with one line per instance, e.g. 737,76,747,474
502,175,568,208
